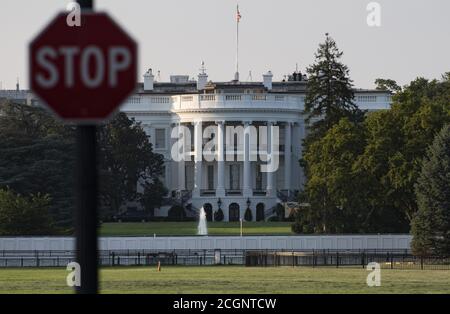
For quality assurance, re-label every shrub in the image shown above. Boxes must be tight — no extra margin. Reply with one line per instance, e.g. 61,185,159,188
167,205,185,221
244,208,253,222
0,189,55,235
214,208,224,222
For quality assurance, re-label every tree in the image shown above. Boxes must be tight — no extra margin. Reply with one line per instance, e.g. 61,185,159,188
0,101,76,228
296,118,367,233
303,33,362,146
0,189,55,235
375,78,401,93
297,74,450,234
167,205,185,221
97,112,165,218
141,178,167,216
353,110,411,232
356,75,450,226
0,101,166,229
411,125,450,256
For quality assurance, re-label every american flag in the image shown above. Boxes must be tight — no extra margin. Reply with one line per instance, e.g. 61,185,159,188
237,5,242,23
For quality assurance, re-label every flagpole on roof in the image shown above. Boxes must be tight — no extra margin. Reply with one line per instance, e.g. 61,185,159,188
235,4,241,81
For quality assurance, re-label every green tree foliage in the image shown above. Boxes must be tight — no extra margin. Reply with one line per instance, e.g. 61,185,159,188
97,112,165,219
141,178,167,216
352,110,411,232
303,34,362,145
0,101,75,227
295,74,450,234
357,74,450,225
167,205,185,221
375,78,401,93
298,118,368,233
411,125,450,256
214,208,224,222
0,189,55,235
0,101,166,229
244,207,253,222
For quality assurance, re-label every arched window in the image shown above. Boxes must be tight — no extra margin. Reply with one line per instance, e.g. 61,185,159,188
228,203,240,222
203,203,213,222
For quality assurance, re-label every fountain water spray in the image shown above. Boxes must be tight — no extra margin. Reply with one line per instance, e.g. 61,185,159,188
197,207,208,235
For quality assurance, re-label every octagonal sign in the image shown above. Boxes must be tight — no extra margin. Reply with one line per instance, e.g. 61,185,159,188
30,12,137,123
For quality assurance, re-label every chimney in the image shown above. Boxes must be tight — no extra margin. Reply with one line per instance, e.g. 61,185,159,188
143,68,154,91
263,71,273,90
197,61,208,90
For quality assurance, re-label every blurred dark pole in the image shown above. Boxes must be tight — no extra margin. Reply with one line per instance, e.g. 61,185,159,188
77,0,93,9
75,0,98,294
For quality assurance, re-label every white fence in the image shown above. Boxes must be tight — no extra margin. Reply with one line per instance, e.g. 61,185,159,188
0,235,411,251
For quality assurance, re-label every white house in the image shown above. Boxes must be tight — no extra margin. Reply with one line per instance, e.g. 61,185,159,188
119,66,392,221
0,65,391,222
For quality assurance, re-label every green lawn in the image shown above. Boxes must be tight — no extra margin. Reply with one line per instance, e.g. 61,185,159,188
99,221,293,236
1,266,449,294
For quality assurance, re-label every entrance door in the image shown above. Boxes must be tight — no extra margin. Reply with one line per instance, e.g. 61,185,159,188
256,203,265,221
207,165,214,190
228,203,240,222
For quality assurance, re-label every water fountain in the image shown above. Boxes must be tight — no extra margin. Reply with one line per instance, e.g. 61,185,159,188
197,207,208,235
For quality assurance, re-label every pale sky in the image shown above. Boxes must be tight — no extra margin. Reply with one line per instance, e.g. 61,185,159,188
1,0,449,90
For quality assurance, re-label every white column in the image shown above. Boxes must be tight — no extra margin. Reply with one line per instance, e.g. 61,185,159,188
216,120,225,197
193,120,203,197
243,121,252,197
177,123,186,191
284,122,292,192
266,121,276,197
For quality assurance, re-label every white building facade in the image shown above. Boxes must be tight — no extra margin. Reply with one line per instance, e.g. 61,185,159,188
0,68,392,222
119,68,392,222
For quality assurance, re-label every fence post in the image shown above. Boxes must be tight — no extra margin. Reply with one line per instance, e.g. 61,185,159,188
292,251,294,267
336,252,339,268
312,250,315,268
420,256,424,270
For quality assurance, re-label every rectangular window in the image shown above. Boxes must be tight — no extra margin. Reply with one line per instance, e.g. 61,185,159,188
207,165,214,190
256,165,262,190
229,164,240,190
155,128,166,149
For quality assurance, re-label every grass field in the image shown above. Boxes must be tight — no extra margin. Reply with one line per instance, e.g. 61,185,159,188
99,221,293,236
1,266,449,294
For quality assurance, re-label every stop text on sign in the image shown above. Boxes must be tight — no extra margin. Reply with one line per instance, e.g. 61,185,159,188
29,12,137,122
35,45,132,89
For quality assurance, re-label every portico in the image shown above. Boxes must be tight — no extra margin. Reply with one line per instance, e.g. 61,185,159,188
118,65,391,221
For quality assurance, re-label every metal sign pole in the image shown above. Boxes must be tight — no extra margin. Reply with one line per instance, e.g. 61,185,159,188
75,0,98,294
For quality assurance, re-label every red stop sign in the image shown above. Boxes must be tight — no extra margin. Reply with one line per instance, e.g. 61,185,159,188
29,12,137,123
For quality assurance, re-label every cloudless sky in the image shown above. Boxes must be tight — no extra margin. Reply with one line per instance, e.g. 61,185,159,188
1,0,449,89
